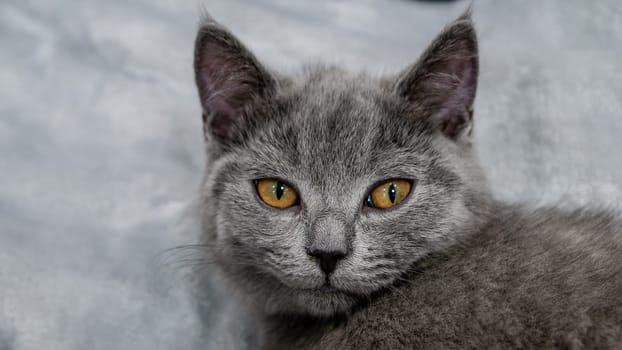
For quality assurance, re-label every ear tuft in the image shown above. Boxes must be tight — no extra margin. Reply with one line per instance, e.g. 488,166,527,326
194,18,275,143
396,13,478,140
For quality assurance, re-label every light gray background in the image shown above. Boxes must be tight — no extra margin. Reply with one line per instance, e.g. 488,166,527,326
1,0,621,349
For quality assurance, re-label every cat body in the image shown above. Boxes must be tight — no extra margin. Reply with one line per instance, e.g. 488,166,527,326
262,204,622,349
192,12,622,349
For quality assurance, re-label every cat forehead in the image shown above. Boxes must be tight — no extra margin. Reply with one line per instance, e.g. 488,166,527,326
283,72,381,148
287,66,383,104
241,68,435,182
278,67,389,131
278,66,431,146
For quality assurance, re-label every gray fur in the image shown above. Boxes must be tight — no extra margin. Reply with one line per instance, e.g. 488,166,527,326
193,13,622,349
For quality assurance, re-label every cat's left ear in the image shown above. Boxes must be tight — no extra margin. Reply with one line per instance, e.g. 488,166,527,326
395,12,478,140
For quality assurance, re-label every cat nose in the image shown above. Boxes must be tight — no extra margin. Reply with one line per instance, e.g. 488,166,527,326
308,214,350,275
307,248,347,275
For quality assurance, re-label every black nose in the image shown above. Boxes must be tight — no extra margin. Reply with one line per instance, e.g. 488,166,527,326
308,249,346,275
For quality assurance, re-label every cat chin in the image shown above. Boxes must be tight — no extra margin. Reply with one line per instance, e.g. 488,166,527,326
256,282,364,317
291,288,363,317
246,269,392,317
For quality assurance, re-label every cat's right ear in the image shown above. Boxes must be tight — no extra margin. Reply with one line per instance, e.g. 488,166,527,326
395,12,478,140
194,18,275,144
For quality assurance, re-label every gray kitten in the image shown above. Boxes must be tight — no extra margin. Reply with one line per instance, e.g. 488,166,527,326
193,12,622,349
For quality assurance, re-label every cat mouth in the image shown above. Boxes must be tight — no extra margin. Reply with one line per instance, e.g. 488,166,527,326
303,283,358,296
299,284,340,294
315,284,342,294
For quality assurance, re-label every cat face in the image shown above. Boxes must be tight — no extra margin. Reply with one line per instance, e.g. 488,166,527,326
195,14,491,317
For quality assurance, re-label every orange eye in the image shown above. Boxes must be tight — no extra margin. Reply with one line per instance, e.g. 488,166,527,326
255,179,299,209
366,179,412,209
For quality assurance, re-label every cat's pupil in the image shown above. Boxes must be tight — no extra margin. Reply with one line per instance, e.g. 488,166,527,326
275,181,285,200
388,183,397,203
